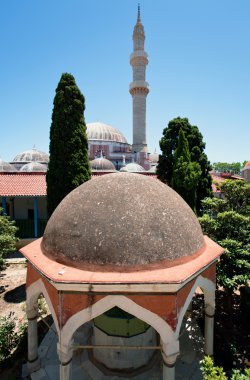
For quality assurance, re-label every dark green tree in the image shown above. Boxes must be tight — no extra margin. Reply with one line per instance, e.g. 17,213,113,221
157,117,212,213
172,129,201,212
212,162,242,174
199,180,250,310
46,73,91,216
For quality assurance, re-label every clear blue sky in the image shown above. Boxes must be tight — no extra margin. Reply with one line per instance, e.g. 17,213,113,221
1,0,249,164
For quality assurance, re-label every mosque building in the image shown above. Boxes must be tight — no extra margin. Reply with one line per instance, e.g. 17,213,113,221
0,6,157,240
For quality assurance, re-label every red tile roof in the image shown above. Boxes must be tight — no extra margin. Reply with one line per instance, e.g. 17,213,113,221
0,173,46,197
0,172,158,197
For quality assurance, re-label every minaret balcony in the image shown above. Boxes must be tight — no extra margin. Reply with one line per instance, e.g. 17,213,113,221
129,80,150,95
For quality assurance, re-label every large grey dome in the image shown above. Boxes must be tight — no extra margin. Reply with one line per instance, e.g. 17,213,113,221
42,173,205,272
12,148,49,163
87,122,128,144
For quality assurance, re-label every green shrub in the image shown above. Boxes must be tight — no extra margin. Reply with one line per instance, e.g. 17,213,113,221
0,312,19,362
200,356,250,380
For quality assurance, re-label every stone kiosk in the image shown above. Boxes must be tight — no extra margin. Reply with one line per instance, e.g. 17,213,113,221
21,173,224,380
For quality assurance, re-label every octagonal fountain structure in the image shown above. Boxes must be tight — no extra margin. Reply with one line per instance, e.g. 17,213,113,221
21,173,223,380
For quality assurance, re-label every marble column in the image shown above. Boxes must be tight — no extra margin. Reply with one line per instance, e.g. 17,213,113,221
161,339,179,380
57,339,74,380
27,307,40,373
204,304,215,356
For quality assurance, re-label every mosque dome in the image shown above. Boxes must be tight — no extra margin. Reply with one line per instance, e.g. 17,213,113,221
42,173,205,272
20,162,47,172
87,122,128,144
148,166,157,173
90,157,116,172
0,159,16,172
12,148,49,163
120,163,145,172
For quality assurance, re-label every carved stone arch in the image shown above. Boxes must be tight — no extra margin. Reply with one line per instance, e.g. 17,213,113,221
60,295,175,352
175,275,215,338
26,279,59,333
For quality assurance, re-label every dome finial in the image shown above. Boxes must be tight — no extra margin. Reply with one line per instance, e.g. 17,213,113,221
137,3,141,22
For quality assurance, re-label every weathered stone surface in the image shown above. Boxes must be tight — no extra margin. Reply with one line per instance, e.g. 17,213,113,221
41,173,205,271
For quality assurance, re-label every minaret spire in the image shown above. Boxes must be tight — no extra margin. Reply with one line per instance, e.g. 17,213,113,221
129,5,149,153
137,4,141,22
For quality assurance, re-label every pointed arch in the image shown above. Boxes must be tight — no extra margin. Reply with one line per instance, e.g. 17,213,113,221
26,279,59,333
60,295,175,349
175,275,215,337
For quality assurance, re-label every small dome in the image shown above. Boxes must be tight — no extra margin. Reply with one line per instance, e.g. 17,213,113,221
148,152,159,164
0,159,16,172
148,166,157,173
120,163,145,172
87,122,128,144
42,173,205,272
90,157,116,172
20,162,47,172
12,148,49,163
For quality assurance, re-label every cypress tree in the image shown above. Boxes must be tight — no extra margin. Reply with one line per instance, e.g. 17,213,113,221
172,129,201,212
46,73,91,216
157,117,212,213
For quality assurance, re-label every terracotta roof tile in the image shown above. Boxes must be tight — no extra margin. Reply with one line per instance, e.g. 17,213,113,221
0,173,46,197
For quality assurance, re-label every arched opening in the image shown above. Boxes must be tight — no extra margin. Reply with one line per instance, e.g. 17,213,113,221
176,286,205,379
71,306,161,378
59,295,175,378
174,275,216,377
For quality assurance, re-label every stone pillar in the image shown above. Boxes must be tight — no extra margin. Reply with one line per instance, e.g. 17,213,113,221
204,304,215,356
57,339,74,380
161,339,179,380
27,307,40,374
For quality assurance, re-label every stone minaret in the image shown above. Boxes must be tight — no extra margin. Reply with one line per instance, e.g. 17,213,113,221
130,5,149,153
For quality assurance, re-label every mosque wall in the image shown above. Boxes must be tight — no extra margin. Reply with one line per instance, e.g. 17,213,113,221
14,197,47,219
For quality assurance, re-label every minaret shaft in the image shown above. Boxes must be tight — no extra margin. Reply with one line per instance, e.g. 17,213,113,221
130,7,149,153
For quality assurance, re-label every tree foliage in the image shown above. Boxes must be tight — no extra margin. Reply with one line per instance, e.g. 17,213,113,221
213,162,242,174
46,73,91,216
199,180,250,293
0,210,18,266
200,356,250,380
157,117,212,213
172,129,201,212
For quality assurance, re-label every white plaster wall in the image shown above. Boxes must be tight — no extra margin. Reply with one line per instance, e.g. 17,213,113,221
14,197,47,219
92,325,157,369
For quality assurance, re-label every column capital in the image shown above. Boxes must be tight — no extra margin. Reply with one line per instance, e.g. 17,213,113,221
26,306,38,320
161,338,179,358
57,339,74,364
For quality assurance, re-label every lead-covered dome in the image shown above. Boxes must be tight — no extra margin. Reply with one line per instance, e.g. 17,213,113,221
20,162,47,172
120,163,145,172
87,122,128,144
12,148,49,163
0,159,16,172
90,157,116,172
42,173,205,272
